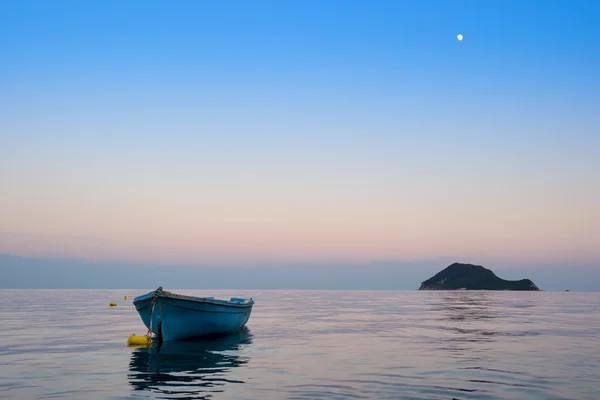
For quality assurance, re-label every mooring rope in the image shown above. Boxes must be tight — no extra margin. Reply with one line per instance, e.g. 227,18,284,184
146,287,162,339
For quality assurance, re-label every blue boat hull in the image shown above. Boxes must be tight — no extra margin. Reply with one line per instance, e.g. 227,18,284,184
133,288,254,342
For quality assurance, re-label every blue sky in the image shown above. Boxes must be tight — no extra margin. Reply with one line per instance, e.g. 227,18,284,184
1,0,599,289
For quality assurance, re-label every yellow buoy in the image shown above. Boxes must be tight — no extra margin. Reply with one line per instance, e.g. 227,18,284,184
127,333,151,346
109,302,117,307
124,296,127,300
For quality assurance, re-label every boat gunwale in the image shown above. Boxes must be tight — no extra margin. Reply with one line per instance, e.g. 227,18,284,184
136,299,252,314
133,290,254,309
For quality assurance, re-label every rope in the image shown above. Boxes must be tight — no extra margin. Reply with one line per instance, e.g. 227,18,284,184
146,287,162,340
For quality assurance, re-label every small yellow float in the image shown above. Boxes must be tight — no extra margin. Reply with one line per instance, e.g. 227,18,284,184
109,301,117,307
127,333,151,346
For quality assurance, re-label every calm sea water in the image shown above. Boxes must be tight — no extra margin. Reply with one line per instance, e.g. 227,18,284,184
0,290,598,400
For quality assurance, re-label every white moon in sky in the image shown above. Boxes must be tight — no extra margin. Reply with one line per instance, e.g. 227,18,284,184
457,34,463,41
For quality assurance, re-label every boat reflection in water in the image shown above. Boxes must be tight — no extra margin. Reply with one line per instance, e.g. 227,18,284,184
128,327,253,399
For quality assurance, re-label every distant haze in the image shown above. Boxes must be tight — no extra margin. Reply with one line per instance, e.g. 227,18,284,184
1,1,598,288
1,254,599,292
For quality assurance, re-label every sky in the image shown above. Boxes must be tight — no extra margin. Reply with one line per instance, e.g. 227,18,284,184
1,0,599,289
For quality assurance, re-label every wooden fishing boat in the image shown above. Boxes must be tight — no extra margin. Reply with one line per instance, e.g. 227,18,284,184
132,287,254,342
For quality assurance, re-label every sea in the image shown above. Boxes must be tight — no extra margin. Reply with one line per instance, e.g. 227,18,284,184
0,289,598,400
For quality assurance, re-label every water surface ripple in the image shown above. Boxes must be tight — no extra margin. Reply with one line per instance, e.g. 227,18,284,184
0,290,598,399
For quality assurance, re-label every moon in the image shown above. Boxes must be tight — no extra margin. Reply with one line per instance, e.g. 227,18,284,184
457,34,463,41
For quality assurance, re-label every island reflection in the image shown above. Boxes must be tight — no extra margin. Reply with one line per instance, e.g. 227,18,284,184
440,291,496,323
426,291,499,363
128,327,253,399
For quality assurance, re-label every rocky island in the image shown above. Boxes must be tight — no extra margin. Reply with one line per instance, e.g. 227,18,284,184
418,262,540,291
